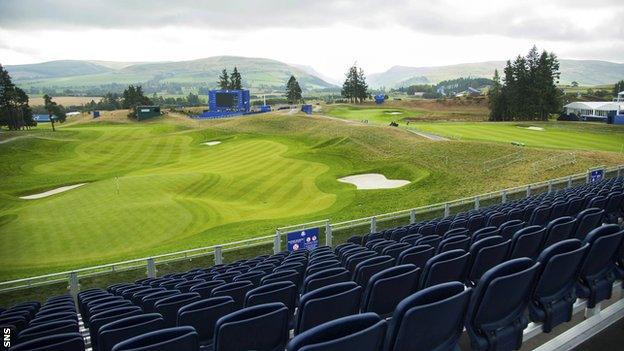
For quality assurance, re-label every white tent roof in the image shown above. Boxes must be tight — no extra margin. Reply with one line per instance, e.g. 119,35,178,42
564,101,622,111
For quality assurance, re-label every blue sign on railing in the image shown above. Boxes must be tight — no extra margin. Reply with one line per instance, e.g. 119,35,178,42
287,228,319,252
588,169,604,183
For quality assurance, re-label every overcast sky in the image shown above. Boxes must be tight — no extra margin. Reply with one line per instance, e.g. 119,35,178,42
1,0,622,80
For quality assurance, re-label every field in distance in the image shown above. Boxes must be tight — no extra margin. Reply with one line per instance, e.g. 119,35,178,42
28,96,102,106
0,108,623,280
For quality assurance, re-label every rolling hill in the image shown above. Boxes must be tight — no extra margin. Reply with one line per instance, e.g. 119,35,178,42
5,56,338,93
368,60,624,88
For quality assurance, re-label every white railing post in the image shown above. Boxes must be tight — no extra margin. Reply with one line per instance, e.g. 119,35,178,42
274,230,281,254
146,258,157,278
68,272,79,304
526,185,531,197
568,176,573,188
618,166,622,177
502,190,508,204
548,180,553,193
444,203,450,217
585,303,602,318
214,246,223,265
474,196,480,210
409,209,416,224
325,222,333,248
370,216,377,233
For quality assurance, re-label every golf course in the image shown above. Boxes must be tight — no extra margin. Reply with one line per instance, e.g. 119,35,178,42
1,108,623,280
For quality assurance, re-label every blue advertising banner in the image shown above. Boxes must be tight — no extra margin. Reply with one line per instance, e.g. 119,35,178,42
588,169,604,183
287,228,320,252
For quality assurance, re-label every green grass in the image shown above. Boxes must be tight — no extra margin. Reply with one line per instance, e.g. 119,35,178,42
0,112,622,280
410,122,624,152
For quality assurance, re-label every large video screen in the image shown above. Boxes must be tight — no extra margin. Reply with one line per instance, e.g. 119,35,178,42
215,92,236,108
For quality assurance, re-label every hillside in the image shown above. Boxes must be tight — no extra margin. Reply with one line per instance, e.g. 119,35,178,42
369,60,624,88
5,56,338,93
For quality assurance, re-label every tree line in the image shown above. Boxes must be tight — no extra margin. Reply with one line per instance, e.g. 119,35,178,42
218,67,243,90
341,65,369,103
489,46,562,121
0,64,35,130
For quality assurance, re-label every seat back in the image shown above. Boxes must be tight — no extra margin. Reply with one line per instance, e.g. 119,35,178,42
111,326,198,351
353,255,394,287
177,297,235,345
468,236,511,285
529,239,588,332
465,258,540,351
397,245,435,269
211,281,254,310
420,249,470,289
573,208,604,240
543,216,577,248
140,290,180,313
361,264,420,318
154,292,201,328
245,281,297,317
287,313,387,351
214,303,289,351
90,306,143,349
10,332,85,351
295,282,362,335
472,226,499,243
303,267,350,294
17,319,78,344
498,220,525,241
508,225,546,260
188,280,225,299
437,235,470,254
385,282,472,351
529,205,551,226
98,313,165,351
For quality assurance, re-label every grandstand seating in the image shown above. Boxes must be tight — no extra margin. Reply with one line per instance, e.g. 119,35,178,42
0,176,622,351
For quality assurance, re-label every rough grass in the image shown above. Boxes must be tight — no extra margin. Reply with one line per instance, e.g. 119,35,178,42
0,110,622,280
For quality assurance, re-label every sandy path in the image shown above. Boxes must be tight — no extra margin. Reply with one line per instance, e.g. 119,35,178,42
338,173,410,190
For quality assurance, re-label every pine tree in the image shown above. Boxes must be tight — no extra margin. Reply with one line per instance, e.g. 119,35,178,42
285,75,302,103
341,65,369,103
43,94,66,132
0,64,34,130
229,67,242,90
218,69,229,89
614,80,624,96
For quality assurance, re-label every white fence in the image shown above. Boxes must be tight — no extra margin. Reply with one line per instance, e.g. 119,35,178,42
0,165,622,297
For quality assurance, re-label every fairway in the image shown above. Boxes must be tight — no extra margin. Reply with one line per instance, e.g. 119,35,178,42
1,112,622,279
410,122,624,152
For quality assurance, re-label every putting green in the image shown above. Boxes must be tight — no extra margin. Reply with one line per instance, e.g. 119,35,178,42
0,113,622,279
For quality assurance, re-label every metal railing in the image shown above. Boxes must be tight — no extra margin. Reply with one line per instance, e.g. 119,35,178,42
1,165,622,299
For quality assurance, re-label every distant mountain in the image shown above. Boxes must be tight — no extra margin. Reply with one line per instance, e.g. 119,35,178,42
5,56,338,93
290,64,340,86
368,60,624,88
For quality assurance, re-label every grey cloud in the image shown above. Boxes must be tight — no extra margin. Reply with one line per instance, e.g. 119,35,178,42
0,0,622,42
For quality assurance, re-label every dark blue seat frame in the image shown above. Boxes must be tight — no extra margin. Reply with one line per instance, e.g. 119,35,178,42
111,326,198,351
419,249,470,289
361,264,420,318
98,313,165,351
295,282,362,335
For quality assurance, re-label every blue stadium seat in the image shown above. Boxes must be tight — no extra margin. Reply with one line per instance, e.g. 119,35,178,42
131,288,165,305
576,224,624,308
467,236,511,286
353,255,394,287
508,225,546,260
468,215,486,233
529,239,588,332
542,216,577,248
90,306,143,350
29,311,78,326
471,226,499,243
419,249,470,289
399,233,422,245
437,235,470,254
587,195,607,210
435,220,453,236
173,279,206,293
288,313,387,351
154,292,201,328
384,282,472,351
111,326,198,351
295,282,362,335
245,281,297,320
189,280,225,299
465,258,540,351
211,281,254,310
604,192,624,223
212,271,240,283
361,264,420,318
529,205,551,226
549,200,568,221
10,332,85,351
486,212,506,227
177,297,235,346
573,208,604,240
17,319,79,344
302,267,350,294
140,290,180,313
415,235,442,248
443,227,469,239
397,245,435,268
213,303,289,351
305,260,341,276
381,242,411,262
261,269,300,289
566,196,585,216
498,220,525,241
98,313,165,351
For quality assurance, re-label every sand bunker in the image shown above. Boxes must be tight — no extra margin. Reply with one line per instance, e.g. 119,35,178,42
20,183,86,200
202,141,222,146
526,126,544,131
385,111,403,115
338,173,410,190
